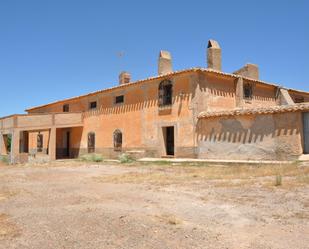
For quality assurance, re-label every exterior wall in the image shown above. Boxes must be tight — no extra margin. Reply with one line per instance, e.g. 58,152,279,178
79,73,196,158
28,99,88,113
26,72,198,158
20,68,309,162
197,73,236,112
196,112,304,160
196,73,278,112
0,134,8,155
56,127,83,158
289,90,309,103
17,115,52,128
241,80,277,108
28,130,50,154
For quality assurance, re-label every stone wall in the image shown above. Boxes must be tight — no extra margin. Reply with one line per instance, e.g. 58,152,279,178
196,112,304,160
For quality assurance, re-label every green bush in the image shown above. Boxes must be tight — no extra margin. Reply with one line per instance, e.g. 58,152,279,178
80,154,104,162
118,153,135,163
6,135,12,153
0,155,9,164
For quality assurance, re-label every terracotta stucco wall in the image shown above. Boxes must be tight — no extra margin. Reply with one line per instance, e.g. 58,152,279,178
242,80,277,108
196,73,278,112
196,112,304,160
28,72,198,158
28,99,88,113
28,130,50,154
79,73,196,158
197,73,236,112
24,71,300,159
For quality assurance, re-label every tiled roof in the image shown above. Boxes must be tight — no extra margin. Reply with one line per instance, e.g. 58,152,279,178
198,103,309,119
25,67,308,111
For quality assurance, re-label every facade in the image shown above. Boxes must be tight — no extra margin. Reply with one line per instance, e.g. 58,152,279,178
1,40,309,163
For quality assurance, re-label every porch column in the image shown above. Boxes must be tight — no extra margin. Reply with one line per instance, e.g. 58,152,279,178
235,77,244,107
10,130,20,164
49,127,56,160
0,133,4,155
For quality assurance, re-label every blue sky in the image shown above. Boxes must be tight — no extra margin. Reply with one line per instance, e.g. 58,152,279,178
0,0,308,117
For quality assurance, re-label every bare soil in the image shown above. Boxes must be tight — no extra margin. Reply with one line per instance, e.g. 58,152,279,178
0,160,308,249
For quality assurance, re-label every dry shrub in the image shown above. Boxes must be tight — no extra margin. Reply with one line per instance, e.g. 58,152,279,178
275,175,282,186
96,163,309,187
154,214,182,225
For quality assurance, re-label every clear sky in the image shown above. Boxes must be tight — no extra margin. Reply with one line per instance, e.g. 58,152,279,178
0,0,308,117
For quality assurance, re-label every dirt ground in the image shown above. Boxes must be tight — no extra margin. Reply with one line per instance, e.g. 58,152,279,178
0,160,308,249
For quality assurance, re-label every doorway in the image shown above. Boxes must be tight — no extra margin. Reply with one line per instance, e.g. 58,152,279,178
163,126,174,156
2,134,11,154
303,112,309,154
20,131,29,153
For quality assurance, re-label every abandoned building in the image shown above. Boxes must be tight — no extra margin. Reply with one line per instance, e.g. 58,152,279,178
1,40,309,163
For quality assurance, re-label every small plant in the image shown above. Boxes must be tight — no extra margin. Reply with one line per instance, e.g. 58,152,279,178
275,175,282,186
92,154,104,162
80,154,104,162
0,155,9,164
118,153,134,163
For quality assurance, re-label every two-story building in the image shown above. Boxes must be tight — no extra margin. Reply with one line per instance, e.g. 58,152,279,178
1,40,309,163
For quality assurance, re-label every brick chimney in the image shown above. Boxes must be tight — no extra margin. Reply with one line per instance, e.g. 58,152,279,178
158,50,172,75
207,40,222,71
119,71,131,85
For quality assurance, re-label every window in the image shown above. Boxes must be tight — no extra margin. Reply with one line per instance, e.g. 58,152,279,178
243,83,253,100
89,101,97,109
87,132,95,153
158,80,173,107
115,95,124,104
37,133,43,152
63,104,69,112
113,129,122,151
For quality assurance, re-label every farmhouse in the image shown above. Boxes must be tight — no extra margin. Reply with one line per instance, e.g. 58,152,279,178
1,40,309,163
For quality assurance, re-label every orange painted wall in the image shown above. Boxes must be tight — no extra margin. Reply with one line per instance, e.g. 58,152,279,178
79,73,195,156
198,73,236,111
25,71,307,158
242,80,277,108
28,130,49,153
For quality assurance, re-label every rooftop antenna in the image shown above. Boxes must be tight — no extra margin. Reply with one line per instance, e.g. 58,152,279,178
116,51,126,72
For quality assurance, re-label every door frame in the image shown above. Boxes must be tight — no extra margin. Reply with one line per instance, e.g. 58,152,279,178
160,123,177,157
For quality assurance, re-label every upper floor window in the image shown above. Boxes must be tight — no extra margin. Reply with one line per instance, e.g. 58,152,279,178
158,80,173,107
37,133,43,152
113,129,122,151
63,104,69,112
243,83,253,100
87,132,95,153
89,101,97,109
115,95,124,104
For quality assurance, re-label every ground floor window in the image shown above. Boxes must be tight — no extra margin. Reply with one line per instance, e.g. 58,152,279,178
113,130,122,151
88,132,95,153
